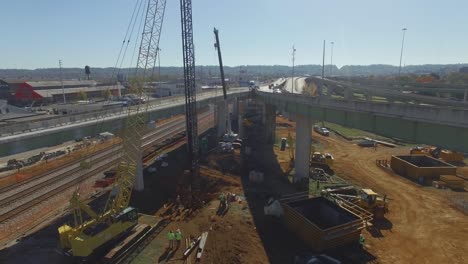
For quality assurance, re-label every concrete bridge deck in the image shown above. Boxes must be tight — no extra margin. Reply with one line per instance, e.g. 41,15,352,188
256,91,468,152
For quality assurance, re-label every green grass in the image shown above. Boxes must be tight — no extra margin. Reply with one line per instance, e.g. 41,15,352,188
323,122,393,142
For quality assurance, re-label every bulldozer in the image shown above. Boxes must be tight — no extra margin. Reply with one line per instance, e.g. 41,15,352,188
310,152,334,174
355,189,388,219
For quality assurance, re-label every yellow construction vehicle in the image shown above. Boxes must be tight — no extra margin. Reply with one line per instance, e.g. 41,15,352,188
410,146,464,163
355,189,388,219
58,87,148,257
58,0,167,257
322,187,388,219
310,152,334,174
310,152,334,166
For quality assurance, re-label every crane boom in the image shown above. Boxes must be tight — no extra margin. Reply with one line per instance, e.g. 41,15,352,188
180,0,199,182
58,0,167,257
214,28,227,100
214,28,234,138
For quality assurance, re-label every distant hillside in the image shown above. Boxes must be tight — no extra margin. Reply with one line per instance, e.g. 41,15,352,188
1,64,467,81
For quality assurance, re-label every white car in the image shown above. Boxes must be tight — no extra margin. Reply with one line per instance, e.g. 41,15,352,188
273,89,282,94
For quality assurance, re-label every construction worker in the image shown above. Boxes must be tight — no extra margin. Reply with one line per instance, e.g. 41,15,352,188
175,229,182,247
167,230,175,249
219,193,226,207
359,234,365,249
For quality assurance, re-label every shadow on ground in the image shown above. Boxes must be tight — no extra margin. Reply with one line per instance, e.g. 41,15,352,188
239,116,378,263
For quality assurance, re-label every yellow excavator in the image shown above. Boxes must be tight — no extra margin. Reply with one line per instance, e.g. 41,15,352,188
322,186,388,219
58,0,167,257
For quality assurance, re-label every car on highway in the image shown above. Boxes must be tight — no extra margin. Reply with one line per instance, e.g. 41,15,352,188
273,88,282,94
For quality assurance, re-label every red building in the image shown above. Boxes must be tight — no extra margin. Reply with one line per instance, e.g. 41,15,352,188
9,80,123,105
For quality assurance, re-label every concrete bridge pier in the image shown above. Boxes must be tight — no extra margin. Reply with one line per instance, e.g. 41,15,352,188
365,88,373,101
344,88,353,100
263,104,276,144
216,102,227,137
237,100,245,138
232,98,239,120
294,114,312,182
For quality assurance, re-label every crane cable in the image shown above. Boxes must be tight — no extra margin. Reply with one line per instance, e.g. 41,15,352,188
112,0,143,79
70,0,146,206
117,0,146,77
127,1,147,78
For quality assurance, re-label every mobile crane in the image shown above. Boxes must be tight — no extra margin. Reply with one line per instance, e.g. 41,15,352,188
57,0,167,258
214,27,238,143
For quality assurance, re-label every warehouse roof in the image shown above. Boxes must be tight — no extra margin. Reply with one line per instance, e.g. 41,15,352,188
35,84,123,98
26,80,97,88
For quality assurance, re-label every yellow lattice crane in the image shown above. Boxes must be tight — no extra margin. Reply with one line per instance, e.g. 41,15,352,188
57,0,167,257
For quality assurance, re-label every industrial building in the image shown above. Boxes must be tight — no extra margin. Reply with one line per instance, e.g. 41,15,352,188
7,80,124,105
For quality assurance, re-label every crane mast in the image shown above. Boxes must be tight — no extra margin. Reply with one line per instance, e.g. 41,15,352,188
180,0,199,182
58,0,167,257
213,27,231,135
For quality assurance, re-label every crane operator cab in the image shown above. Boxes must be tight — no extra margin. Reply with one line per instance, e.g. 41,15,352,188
359,189,378,207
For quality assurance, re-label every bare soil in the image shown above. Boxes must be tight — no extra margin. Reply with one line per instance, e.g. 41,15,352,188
312,126,468,263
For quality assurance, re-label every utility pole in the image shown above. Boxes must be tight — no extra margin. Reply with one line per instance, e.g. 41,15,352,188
330,41,334,76
321,40,325,80
59,60,66,104
292,45,296,93
398,28,407,81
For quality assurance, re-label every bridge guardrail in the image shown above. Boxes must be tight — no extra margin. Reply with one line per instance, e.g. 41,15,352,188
0,89,249,137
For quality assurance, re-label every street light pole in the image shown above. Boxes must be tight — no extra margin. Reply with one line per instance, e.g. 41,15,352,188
330,41,334,76
59,59,66,104
398,28,407,80
330,42,334,76
292,45,296,93
321,40,325,80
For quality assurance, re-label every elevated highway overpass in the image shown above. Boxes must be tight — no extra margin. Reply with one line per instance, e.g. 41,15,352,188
309,77,468,107
0,89,250,157
256,91,468,152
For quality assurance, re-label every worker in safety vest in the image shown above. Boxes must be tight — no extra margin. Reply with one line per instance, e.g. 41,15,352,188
359,234,365,249
167,230,175,249
219,193,226,207
175,228,182,247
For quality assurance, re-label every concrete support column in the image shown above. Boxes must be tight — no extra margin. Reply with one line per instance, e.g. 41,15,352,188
216,102,226,137
261,103,266,125
232,98,239,119
134,153,144,191
264,104,276,144
294,114,312,182
365,88,373,101
237,100,244,138
344,88,352,100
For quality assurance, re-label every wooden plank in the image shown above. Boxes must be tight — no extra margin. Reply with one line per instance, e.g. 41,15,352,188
196,232,209,261
183,235,201,259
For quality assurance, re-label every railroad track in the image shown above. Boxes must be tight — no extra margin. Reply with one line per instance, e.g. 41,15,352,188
0,144,119,194
0,110,214,224
0,151,120,223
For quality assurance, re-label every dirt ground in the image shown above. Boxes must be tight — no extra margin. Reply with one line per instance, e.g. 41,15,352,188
2,112,467,264
274,115,468,264
317,134,468,263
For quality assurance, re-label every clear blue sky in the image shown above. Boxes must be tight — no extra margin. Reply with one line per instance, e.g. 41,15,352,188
1,0,466,69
